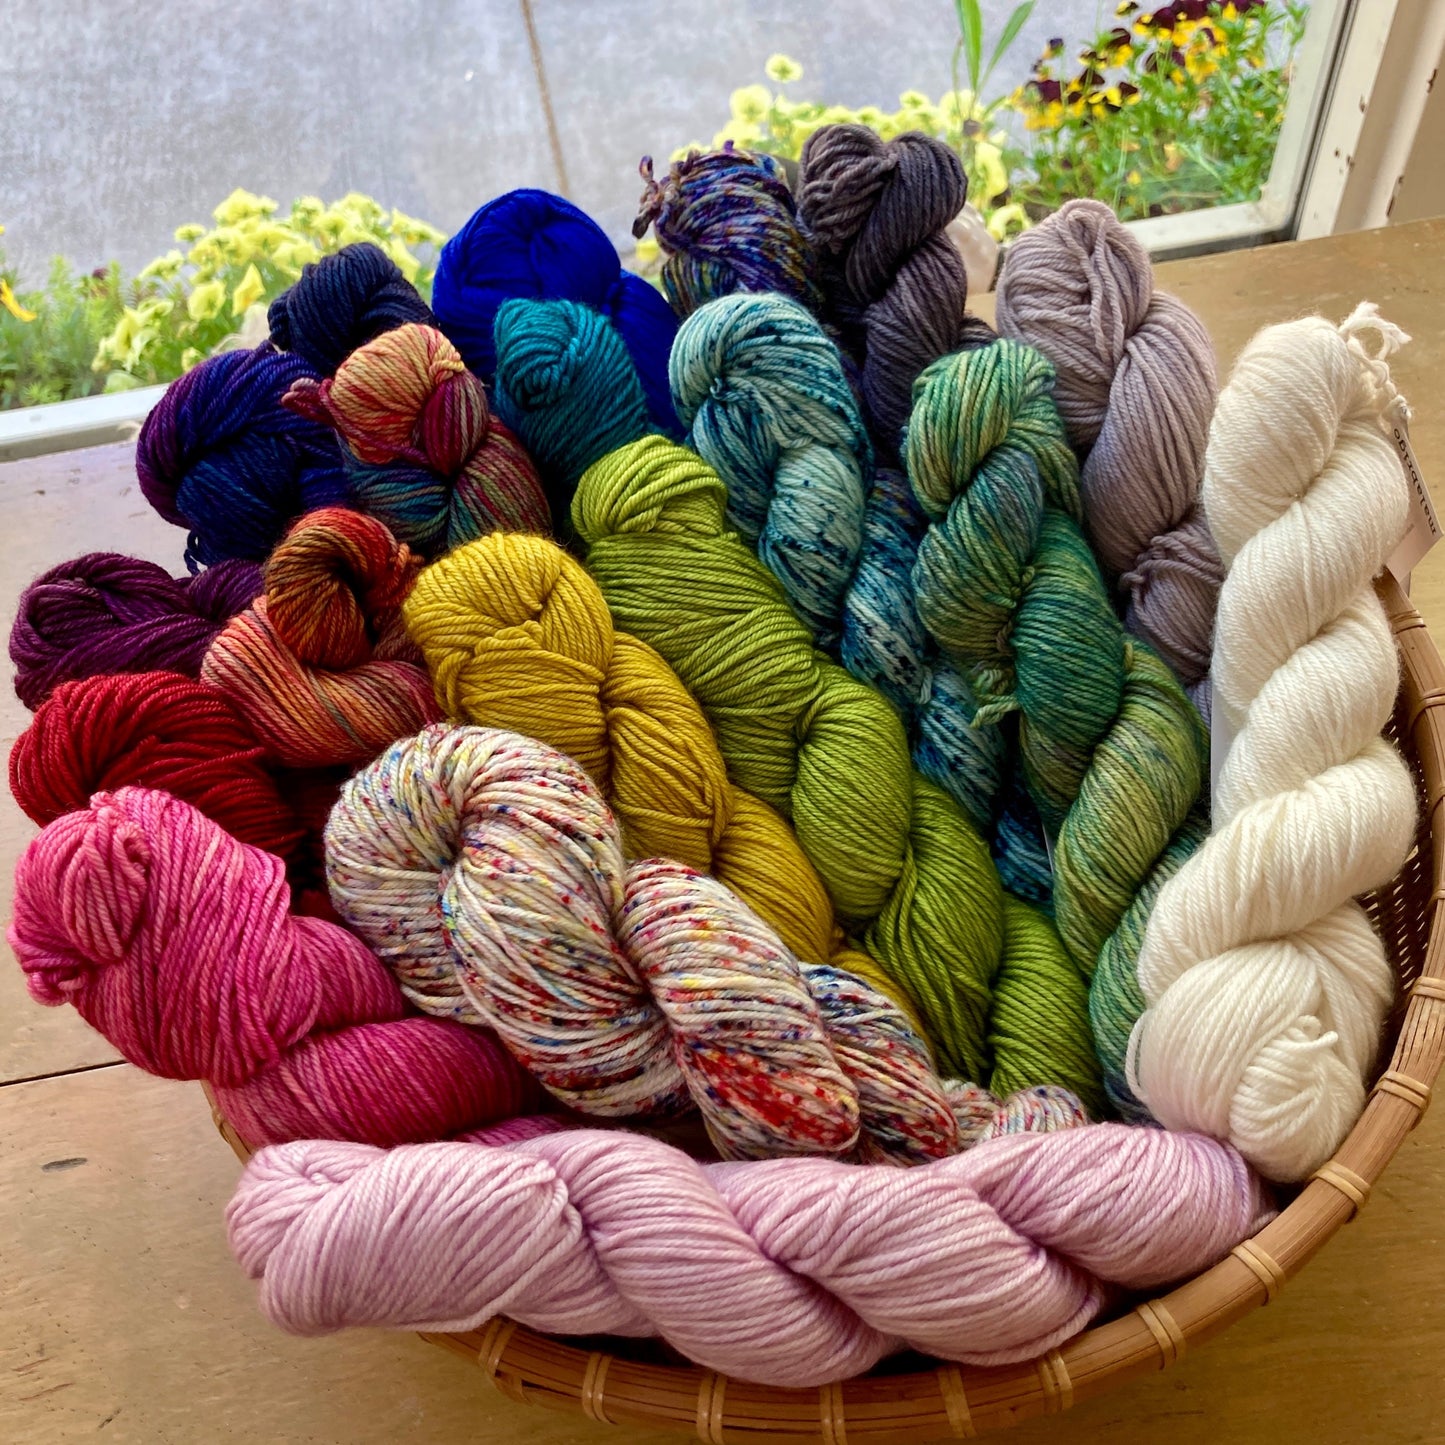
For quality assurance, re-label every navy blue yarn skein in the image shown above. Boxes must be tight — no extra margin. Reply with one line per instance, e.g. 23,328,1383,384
267,242,435,376
136,347,349,571
431,188,681,435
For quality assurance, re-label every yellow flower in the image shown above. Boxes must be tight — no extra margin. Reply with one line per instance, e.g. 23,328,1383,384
0,279,36,322
290,195,326,228
764,53,803,83
973,141,1010,202
271,239,320,275
174,222,207,243
1127,169,1142,185
822,104,855,125
634,233,661,264
186,279,226,322
390,209,446,247
1163,142,1183,173
714,122,762,149
180,346,205,372
856,105,887,128
941,88,978,123
213,189,277,225
230,262,266,316
139,249,185,281
987,202,1029,240
1223,2,1239,17
899,89,931,109
671,140,707,161
729,84,772,125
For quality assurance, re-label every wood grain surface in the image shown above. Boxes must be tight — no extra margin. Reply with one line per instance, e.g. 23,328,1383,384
4,218,1445,1443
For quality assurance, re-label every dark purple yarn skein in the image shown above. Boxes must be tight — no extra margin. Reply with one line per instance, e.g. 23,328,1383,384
9,554,262,710
798,125,994,455
267,242,436,377
136,347,349,570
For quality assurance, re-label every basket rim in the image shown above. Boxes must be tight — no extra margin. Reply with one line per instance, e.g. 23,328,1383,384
205,569,1445,1444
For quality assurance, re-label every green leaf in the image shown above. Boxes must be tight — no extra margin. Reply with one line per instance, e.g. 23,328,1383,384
954,0,983,94
983,2,1035,88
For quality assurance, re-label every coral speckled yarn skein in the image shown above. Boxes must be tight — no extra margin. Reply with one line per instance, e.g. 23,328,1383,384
283,322,551,555
995,200,1223,694
570,436,1101,1108
7,787,541,1148
228,1124,1272,1384
9,671,306,863
267,241,436,377
327,724,967,1164
1132,306,1418,1181
907,340,1207,977
9,553,261,710
201,507,440,767
136,346,348,570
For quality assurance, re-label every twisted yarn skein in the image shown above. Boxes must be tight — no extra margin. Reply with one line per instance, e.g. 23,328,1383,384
7,787,541,1147
10,671,306,863
633,148,824,317
9,553,260,709
229,1124,1271,1384
267,241,436,376
136,347,348,570
1131,306,1417,1181
797,124,993,451
672,292,1006,834
328,724,967,1163
908,340,1207,974
572,435,1101,1110
283,322,550,554
430,188,680,435
201,507,440,767
995,200,1223,692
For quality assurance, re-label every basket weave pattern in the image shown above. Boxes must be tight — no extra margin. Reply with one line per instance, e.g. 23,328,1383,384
205,567,1445,1443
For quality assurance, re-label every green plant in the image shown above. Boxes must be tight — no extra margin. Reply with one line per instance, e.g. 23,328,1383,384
0,228,132,409
684,55,1029,241
93,189,447,391
1007,0,1308,221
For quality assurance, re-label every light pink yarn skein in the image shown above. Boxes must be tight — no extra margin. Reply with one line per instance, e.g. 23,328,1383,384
228,1122,1272,1386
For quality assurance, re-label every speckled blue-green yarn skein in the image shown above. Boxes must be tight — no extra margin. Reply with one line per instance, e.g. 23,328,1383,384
907,338,1207,978
671,291,1007,838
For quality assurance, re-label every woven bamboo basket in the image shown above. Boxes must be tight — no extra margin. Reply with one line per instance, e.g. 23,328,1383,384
205,567,1445,1444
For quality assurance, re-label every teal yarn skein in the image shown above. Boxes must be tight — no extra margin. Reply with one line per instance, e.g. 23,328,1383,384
907,339,1207,976
672,292,1006,836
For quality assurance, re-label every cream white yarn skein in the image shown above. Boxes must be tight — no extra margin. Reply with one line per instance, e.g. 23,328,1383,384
1129,304,1418,1182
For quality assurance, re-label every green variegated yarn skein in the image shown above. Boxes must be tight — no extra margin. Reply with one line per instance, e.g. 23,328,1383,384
572,434,1102,1112
907,339,1207,976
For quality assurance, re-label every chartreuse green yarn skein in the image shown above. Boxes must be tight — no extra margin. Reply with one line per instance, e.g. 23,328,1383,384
572,434,1101,1110
907,340,1207,975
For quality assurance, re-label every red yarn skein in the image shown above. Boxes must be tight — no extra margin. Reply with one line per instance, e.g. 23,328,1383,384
10,672,307,861
7,787,540,1148
201,507,441,767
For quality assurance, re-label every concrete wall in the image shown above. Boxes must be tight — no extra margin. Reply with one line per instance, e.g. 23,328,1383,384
3,0,1099,283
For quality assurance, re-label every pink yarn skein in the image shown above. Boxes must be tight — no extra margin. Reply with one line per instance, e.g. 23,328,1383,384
229,1123,1272,1385
7,786,542,1147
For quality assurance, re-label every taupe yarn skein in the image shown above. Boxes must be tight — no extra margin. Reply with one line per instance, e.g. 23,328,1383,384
994,199,1222,693
798,125,994,453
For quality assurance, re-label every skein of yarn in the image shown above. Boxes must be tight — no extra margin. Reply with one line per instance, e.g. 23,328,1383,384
7,787,542,1147
228,1123,1272,1384
283,322,551,554
9,671,306,863
9,553,261,709
201,507,440,767
634,148,824,317
267,241,436,376
672,292,1007,836
570,434,1102,1110
994,200,1223,694
1131,305,1418,1181
430,188,680,435
907,339,1207,975
796,124,994,451
136,347,349,569
327,723,970,1163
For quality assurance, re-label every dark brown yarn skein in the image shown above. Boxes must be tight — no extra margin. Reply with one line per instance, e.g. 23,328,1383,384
797,125,994,453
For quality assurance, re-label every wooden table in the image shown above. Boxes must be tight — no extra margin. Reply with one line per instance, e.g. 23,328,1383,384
4,218,1445,1445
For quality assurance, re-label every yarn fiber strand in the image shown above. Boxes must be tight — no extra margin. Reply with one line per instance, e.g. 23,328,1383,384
1131,305,1417,1181
229,1123,1272,1385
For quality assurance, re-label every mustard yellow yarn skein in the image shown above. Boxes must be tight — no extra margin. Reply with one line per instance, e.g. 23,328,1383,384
403,529,925,1036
